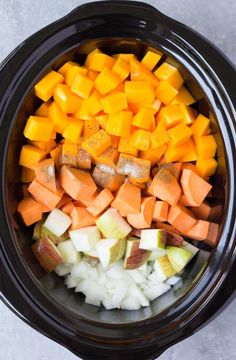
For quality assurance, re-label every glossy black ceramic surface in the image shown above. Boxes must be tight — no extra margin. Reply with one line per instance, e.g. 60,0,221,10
0,1,235,359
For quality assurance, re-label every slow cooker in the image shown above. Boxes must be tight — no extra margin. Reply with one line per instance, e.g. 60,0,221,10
0,1,235,359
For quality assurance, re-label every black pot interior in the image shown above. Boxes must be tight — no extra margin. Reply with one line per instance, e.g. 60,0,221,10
5,38,226,324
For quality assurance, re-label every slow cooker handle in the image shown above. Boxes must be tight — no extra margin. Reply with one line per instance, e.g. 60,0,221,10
65,0,165,23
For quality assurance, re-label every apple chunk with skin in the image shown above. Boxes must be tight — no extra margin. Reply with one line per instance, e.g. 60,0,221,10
32,237,63,272
69,226,101,252
96,238,126,268
154,255,177,282
166,246,193,272
140,229,167,251
124,238,150,270
57,240,80,264
95,208,132,239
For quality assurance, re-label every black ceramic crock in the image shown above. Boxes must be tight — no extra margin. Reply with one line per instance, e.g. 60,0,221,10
0,1,235,359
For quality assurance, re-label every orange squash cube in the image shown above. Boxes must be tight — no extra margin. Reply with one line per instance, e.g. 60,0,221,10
196,158,218,178
170,86,195,105
95,146,119,166
65,65,88,86
95,113,108,130
21,167,36,183
74,106,93,120
29,140,56,153
165,139,196,163
71,73,93,99
140,144,167,165
154,62,184,90
131,129,151,151
48,101,68,133
35,101,51,117
118,137,138,156
195,135,217,158
94,68,121,95
191,114,211,136
54,84,82,113
77,148,92,170
58,61,78,76
125,81,155,103
155,81,179,105
81,129,111,158
141,50,162,70
83,118,100,139
82,90,103,116
23,116,54,141
151,122,170,148
34,71,63,102
112,57,130,80
92,164,125,191
156,104,183,129
130,58,159,87
19,145,46,169
101,92,127,114
85,50,115,71
179,104,196,125
132,108,155,130
62,117,83,143
106,111,132,137
168,123,193,146
117,153,151,183
61,143,79,167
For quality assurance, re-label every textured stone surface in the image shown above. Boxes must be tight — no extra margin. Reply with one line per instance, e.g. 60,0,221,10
0,1,235,359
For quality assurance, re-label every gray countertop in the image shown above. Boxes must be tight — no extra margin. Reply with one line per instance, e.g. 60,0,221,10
0,1,235,359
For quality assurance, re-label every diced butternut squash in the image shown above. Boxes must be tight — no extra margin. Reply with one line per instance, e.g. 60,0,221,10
48,101,68,133
87,188,114,217
148,168,181,206
33,159,56,192
127,196,156,229
131,129,151,151
83,118,100,139
101,92,127,114
168,123,192,146
112,57,130,80
118,137,138,156
35,101,51,117
82,91,103,116
181,169,212,206
130,57,159,87
150,122,170,149
34,71,63,102
77,148,92,170
155,81,178,105
29,140,56,153
74,105,93,120
191,114,210,136
85,50,115,71
21,167,35,183
62,201,75,215
19,145,46,169
113,53,136,62
17,196,43,226
195,135,217,158
117,154,151,183
156,104,183,129
111,183,141,215
56,193,72,209
181,139,198,162
141,144,167,165
23,116,54,141
58,61,78,76
81,129,111,158
62,117,83,143
152,201,169,222
94,68,121,95
191,202,211,221
95,146,119,166
49,144,62,169
141,50,162,70
179,104,196,125
60,165,97,201
154,62,183,90
54,84,82,113
170,86,195,105
106,111,132,137
95,113,108,130
196,158,217,178
92,164,125,191
164,139,196,163
132,108,155,130
125,81,155,103
70,207,95,230
64,65,88,87
87,70,99,81
71,73,93,99
28,179,64,210
61,143,79,167
167,204,197,233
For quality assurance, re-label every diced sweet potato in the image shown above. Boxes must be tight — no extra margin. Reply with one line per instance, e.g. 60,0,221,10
181,169,212,206
17,196,43,226
127,196,156,229
92,164,125,191
148,168,181,206
185,220,210,241
204,222,219,247
191,202,211,220
158,162,182,180
167,204,197,233
70,207,95,230
87,188,114,217
152,201,169,222
117,153,151,183
60,165,97,201
33,159,56,192
28,179,64,211
112,183,141,215
62,201,75,215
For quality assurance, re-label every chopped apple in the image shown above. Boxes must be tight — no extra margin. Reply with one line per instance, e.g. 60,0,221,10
166,246,193,272
96,238,124,267
57,240,80,264
32,220,43,241
114,238,127,262
140,229,166,251
44,208,72,237
95,208,132,239
69,226,101,252
32,237,63,272
124,238,150,270
83,247,99,259
148,249,167,261
154,255,177,282
41,224,68,244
